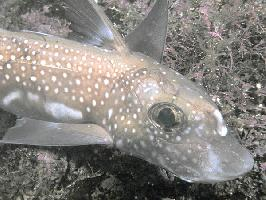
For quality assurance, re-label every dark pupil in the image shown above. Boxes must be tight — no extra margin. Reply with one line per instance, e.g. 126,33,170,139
157,108,176,128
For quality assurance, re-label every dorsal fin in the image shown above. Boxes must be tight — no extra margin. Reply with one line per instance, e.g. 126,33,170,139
125,0,169,63
63,0,127,52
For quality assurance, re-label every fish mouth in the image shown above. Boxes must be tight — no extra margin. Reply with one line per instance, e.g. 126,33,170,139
156,134,254,183
179,144,254,183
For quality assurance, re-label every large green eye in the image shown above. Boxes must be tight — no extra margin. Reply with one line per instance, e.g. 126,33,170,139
148,103,186,132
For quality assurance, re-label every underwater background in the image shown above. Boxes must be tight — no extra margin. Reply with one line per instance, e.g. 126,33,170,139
0,0,265,199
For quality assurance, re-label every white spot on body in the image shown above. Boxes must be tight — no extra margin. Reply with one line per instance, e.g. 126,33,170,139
10,55,16,61
105,92,109,99
45,102,83,120
51,76,57,82
6,63,12,69
67,63,72,68
104,79,109,85
176,136,182,141
2,91,21,106
4,74,10,80
64,88,69,93
15,76,20,82
54,88,59,94
40,60,46,65
30,76,37,82
86,107,91,112
213,109,228,136
45,86,50,91
79,97,84,103
108,108,113,119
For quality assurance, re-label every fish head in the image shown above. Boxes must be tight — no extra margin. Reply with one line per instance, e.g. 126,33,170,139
111,64,253,183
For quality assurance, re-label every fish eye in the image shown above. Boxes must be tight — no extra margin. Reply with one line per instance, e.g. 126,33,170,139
148,102,186,133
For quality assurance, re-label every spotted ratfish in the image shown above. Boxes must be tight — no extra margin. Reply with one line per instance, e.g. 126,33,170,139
0,0,254,183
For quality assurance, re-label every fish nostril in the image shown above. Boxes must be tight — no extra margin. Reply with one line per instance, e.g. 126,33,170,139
222,158,229,164
221,160,229,169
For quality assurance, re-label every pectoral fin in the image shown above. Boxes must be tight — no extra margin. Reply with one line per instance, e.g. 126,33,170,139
126,0,168,63
62,0,126,52
0,118,113,146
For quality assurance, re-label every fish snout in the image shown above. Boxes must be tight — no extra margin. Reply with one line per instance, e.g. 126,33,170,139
202,134,254,182
155,133,254,183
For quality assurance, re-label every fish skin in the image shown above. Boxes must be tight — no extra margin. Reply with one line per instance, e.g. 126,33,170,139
0,0,254,183
0,29,149,124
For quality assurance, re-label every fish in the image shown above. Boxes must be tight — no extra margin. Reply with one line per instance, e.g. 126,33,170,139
0,0,254,183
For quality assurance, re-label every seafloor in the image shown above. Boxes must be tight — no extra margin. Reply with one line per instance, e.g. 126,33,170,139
0,0,265,199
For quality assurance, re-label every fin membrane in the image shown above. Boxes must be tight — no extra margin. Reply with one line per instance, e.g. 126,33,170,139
0,118,113,146
126,0,169,63
62,0,126,51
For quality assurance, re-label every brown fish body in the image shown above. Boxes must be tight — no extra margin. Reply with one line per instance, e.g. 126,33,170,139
0,29,150,125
